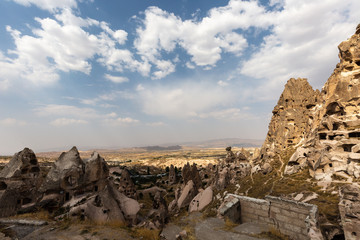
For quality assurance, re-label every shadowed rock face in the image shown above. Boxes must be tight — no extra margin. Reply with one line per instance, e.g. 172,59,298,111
40,146,84,193
118,168,137,199
339,184,360,240
0,148,40,178
84,152,109,184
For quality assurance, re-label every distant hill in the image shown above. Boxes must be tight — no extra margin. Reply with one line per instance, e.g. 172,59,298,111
139,145,182,151
178,138,263,148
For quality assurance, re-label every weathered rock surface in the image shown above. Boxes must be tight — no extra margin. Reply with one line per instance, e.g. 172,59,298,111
40,146,84,193
189,186,213,212
0,148,40,178
118,168,137,199
177,180,198,209
283,26,360,181
259,78,320,164
339,184,360,240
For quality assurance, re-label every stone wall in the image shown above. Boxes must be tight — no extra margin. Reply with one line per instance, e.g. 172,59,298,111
219,194,323,240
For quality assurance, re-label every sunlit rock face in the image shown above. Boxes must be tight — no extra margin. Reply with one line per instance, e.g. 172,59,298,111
258,77,320,163
285,25,360,181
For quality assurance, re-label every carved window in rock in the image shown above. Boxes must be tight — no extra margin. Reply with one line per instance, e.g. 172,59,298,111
349,132,360,138
0,181,7,190
326,102,345,116
319,133,327,140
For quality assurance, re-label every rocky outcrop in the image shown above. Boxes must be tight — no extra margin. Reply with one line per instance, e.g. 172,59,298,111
339,184,360,240
177,180,198,209
118,168,137,199
189,186,213,212
148,191,168,228
0,148,40,178
225,146,236,164
0,148,42,217
40,146,85,194
181,162,202,189
259,78,320,164
168,164,177,184
284,26,360,181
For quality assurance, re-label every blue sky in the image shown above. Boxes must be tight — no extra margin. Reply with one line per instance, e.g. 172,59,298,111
0,0,359,154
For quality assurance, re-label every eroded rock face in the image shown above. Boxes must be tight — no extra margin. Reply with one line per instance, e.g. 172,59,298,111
339,184,360,240
118,169,136,199
168,164,177,184
259,78,320,164
40,146,84,193
285,27,360,181
189,186,213,212
177,180,198,209
39,147,110,208
148,191,168,228
0,148,40,178
181,162,202,189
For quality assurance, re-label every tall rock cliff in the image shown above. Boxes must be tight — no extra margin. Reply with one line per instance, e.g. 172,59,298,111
285,25,360,181
258,78,320,163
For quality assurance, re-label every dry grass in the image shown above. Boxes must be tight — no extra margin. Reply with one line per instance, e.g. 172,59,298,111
259,227,290,240
11,210,52,221
222,217,238,231
130,228,160,240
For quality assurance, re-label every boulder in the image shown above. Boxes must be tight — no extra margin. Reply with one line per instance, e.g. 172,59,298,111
189,186,213,212
177,180,197,209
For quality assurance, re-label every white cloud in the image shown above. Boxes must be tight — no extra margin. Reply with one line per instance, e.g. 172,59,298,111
197,108,255,120
136,84,145,91
1,8,149,88
34,104,98,118
146,121,165,127
104,74,129,83
104,117,139,126
134,0,273,77
137,82,235,118
239,0,360,98
0,118,27,126
12,0,77,12
106,112,117,118
217,80,228,87
50,118,88,126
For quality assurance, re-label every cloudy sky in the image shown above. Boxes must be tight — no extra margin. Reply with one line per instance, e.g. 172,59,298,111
0,0,359,154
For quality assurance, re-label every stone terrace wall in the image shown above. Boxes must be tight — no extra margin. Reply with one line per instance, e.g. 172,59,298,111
219,194,322,240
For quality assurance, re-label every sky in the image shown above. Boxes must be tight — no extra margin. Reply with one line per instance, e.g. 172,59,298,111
0,0,359,154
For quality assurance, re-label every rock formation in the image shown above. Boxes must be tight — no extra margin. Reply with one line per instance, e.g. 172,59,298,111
284,26,360,181
148,191,168,228
259,78,320,164
225,146,235,164
177,180,198,209
0,148,42,217
0,148,40,178
181,162,202,189
118,168,137,199
168,164,177,184
339,184,360,240
188,186,213,212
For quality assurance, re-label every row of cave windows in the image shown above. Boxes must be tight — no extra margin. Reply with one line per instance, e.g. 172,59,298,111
319,132,360,140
